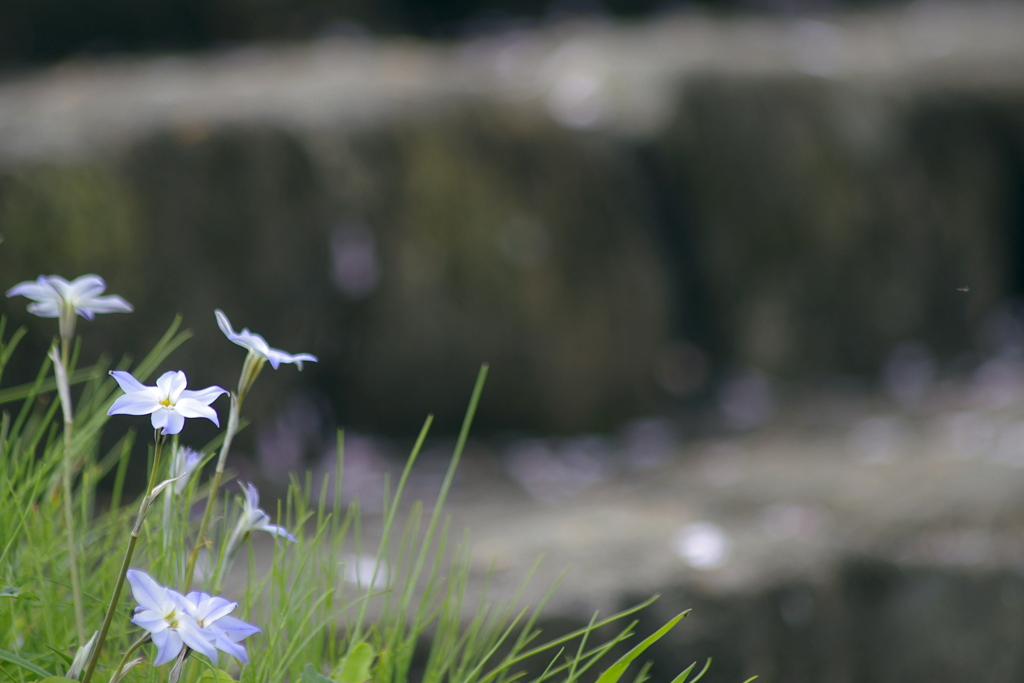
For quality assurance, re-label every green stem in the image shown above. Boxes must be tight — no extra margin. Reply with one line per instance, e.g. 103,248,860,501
108,633,151,683
61,415,86,643
58,336,86,644
184,392,241,592
80,431,166,683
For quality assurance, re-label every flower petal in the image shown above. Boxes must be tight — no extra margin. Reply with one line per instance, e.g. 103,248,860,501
259,522,297,542
216,310,270,357
6,276,56,301
151,629,183,667
199,597,237,625
241,482,260,510
109,370,148,394
212,634,249,663
67,275,108,298
215,310,237,339
238,329,271,356
159,410,186,435
264,348,318,370
108,392,163,417
126,570,170,612
45,276,74,300
179,385,228,406
80,294,133,315
168,590,197,613
132,612,170,633
175,616,218,662
156,371,188,403
209,616,261,641
26,301,61,318
150,409,169,431
173,398,219,425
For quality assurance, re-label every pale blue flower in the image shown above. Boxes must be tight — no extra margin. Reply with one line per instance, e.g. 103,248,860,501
215,482,296,589
126,570,218,666
7,274,131,338
169,446,204,495
215,310,317,370
233,482,297,542
180,591,261,663
107,370,227,435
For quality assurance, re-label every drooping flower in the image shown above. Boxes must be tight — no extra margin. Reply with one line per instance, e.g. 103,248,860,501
125,570,218,666
215,482,296,589
107,370,227,435
215,310,317,370
66,630,99,680
168,446,204,495
231,482,297,543
6,274,132,338
180,591,261,663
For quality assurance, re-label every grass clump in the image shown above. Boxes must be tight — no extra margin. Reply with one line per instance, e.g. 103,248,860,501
0,274,749,683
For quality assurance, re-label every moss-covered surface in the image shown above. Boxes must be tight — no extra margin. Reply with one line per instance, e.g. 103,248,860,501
4,76,1022,436
0,164,149,380
655,76,1015,376
104,109,670,436
333,106,670,433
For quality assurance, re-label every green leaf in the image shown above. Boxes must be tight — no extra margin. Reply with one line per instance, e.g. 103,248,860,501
199,670,235,683
670,659,709,683
0,650,54,679
0,587,19,599
594,611,689,683
0,367,104,405
336,643,375,683
42,646,74,667
302,664,334,683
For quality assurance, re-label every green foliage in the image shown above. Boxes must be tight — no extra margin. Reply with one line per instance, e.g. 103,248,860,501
595,612,688,683
334,643,374,683
301,664,334,683
0,649,54,678
0,310,739,683
199,669,236,683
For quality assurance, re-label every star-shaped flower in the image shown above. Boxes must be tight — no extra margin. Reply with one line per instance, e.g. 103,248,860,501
107,371,227,435
168,446,204,495
126,570,218,666
180,591,261,663
233,482,297,542
7,274,132,338
214,482,296,589
215,310,317,370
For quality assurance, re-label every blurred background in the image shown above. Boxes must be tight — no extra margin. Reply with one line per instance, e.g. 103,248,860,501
3,0,1024,680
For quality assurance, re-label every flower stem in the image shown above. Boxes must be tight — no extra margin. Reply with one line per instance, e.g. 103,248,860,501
213,525,246,594
80,431,166,683
184,392,241,591
56,337,86,644
108,632,150,683
61,406,86,643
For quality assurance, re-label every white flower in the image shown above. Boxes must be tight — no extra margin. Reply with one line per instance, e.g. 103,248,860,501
66,630,99,679
232,482,297,542
107,370,227,435
168,446,203,494
180,591,261,663
7,274,132,337
215,482,296,589
215,309,317,370
126,570,218,666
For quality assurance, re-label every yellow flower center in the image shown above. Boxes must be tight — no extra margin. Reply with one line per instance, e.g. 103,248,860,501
160,398,173,407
